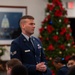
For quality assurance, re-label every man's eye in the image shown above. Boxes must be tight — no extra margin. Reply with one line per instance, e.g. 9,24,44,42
30,23,35,25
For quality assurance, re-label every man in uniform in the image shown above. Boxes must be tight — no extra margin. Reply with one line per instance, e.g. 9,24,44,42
10,15,52,75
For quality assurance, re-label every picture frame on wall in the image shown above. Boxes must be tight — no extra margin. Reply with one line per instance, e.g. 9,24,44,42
0,6,27,45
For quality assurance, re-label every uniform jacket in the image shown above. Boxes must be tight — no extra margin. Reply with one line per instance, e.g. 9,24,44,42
10,34,52,75
57,66,68,75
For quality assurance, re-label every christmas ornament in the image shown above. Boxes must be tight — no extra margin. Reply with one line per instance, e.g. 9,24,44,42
48,3,53,5
49,21,52,24
59,19,61,22
43,48,46,50
72,53,75,56
67,43,71,47
70,33,72,36
66,48,68,51
44,26,47,29
39,35,42,38
49,57,52,60
46,12,50,16
56,32,59,35
0,50,2,53
59,51,62,54
67,24,70,28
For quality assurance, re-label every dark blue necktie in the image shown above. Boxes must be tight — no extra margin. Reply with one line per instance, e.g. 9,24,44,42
28,38,34,50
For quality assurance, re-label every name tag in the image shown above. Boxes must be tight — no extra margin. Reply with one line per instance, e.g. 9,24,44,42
11,51,17,55
25,50,30,52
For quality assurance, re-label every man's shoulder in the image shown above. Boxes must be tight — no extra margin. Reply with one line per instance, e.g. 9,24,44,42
11,34,23,43
31,36,40,41
58,66,68,73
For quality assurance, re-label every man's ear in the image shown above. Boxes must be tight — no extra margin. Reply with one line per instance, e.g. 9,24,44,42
58,63,62,66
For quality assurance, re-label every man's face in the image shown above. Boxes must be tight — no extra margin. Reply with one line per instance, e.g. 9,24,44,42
6,66,12,75
53,62,61,69
67,60,75,68
21,19,35,36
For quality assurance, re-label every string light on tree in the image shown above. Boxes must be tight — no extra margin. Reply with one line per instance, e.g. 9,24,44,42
59,51,62,54
56,32,59,35
72,53,75,56
59,19,62,22
46,12,50,16
44,26,47,29
49,57,52,60
67,43,71,47
66,48,68,51
43,48,46,50
67,24,70,28
70,33,72,36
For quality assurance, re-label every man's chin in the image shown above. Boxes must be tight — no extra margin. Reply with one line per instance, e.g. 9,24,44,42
29,33,34,36
31,32,34,34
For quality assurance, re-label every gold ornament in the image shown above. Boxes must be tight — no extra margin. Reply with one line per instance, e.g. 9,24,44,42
43,48,46,50
49,57,52,60
67,43,71,47
67,24,70,28
59,51,62,54
72,53,75,56
46,12,49,16
0,50,2,53
59,19,61,22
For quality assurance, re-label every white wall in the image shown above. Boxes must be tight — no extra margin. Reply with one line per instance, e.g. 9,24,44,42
0,0,47,60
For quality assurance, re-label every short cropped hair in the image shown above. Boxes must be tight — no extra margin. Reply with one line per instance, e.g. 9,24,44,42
6,58,22,68
68,55,75,61
53,57,67,64
11,65,28,75
19,15,34,23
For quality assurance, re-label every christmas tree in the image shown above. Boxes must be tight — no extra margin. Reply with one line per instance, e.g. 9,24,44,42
39,0,75,74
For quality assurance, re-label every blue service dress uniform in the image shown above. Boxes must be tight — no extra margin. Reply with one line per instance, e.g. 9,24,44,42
10,34,52,75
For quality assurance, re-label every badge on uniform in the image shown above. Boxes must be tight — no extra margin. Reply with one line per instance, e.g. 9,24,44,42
11,51,17,55
37,44,42,49
25,50,30,52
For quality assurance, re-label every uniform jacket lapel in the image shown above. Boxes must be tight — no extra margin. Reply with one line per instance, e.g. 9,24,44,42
20,34,35,53
31,37,38,53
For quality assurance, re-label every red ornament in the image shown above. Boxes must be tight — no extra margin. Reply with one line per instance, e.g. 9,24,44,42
46,37,49,41
51,70,56,75
59,44,65,50
42,15,50,23
55,9,62,17
69,28,72,32
53,35,59,42
46,56,49,60
60,28,66,35
65,55,71,62
53,0,62,6
64,18,69,24
48,44,54,51
47,4,54,11
47,25,54,33
39,27,44,33
39,36,43,42
66,34,70,40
